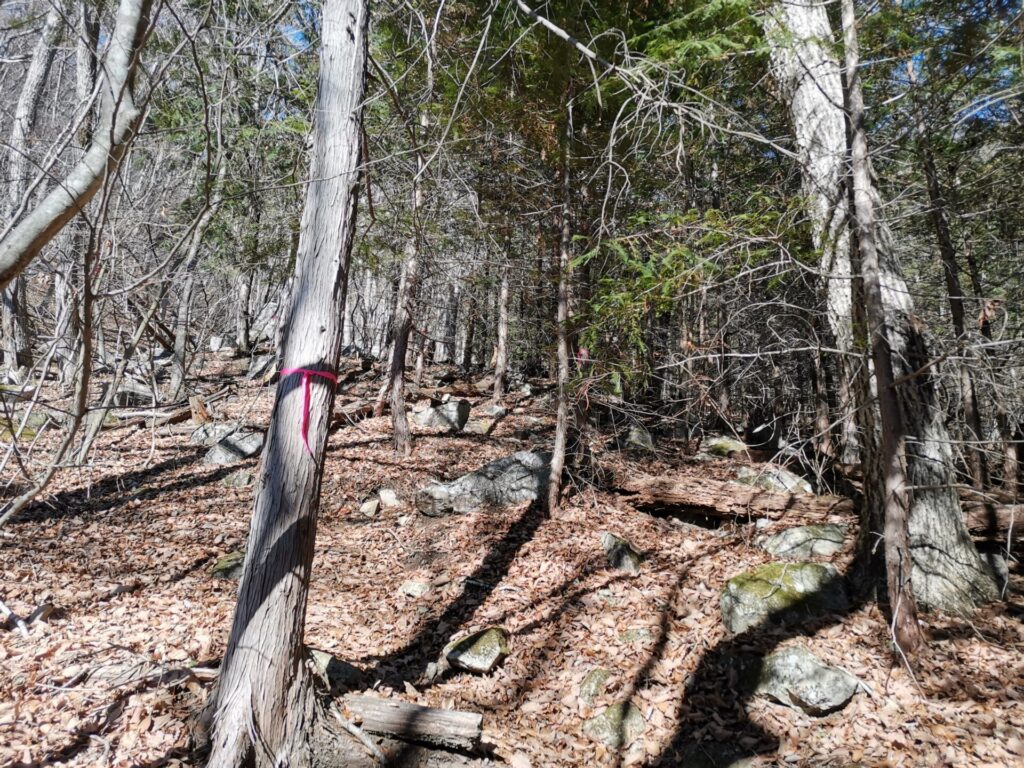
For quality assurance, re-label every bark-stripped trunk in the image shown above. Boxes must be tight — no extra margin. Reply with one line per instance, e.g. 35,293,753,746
764,0,857,463
548,141,572,513
208,0,368,763
842,1,921,656
493,264,510,401
908,64,988,489
0,0,154,289
235,270,253,352
462,293,476,370
769,0,997,614
3,3,66,372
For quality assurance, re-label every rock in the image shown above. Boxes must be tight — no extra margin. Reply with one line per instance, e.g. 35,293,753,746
378,488,400,508
209,335,227,352
212,550,244,580
601,532,642,574
619,628,654,646
720,562,848,634
582,701,646,748
359,498,381,517
416,451,550,516
246,353,276,381
623,424,655,452
444,627,509,673
221,469,254,488
480,403,507,418
579,668,613,706
464,418,497,435
735,464,812,495
519,383,533,396
203,429,265,465
399,580,430,599
307,648,363,693
760,524,846,558
190,422,239,446
114,378,152,407
415,399,471,432
703,436,748,457
752,646,861,715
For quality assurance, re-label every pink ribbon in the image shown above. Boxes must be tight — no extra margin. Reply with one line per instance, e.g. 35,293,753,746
280,367,338,455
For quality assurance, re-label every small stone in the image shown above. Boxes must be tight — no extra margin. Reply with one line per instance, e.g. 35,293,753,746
212,550,244,580
378,488,400,508
623,424,655,452
399,580,430,599
579,668,613,706
600,532,642,574
359,498,381,517
582,701,646,748
415,400,471,432
464,417,496,435
480,403,507,418
619,627,654,646
702,436,748,457
221,470,254,488
444,627,509,674
760,524,846,558
190,421,237,446
753,645,861,715
735,464,812,495
307,648,363,692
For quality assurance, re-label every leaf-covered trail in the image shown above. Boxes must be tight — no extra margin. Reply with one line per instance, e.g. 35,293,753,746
2,370,1023,767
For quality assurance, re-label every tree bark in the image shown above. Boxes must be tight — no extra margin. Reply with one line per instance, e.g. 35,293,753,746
769,0,997,616
208,0,368,763
493,263,510,401
0,0,154,289
841,0,922,656
2,3,66,372
548,136,572,513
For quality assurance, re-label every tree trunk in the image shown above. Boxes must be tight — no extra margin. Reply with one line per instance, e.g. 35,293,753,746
0,0,154,289
236,270,253,352
2,3,66,373
548,138,572,513
765,0,858,463
769,0,997,615
208,0,369,764
493,264,510,401
841,0,922,656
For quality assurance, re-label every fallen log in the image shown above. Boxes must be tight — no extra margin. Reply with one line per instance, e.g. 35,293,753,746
342,694,482,753
616,472,854,521
964,502,1023,541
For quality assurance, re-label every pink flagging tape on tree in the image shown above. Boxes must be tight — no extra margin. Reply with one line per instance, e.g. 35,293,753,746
280,368,338,455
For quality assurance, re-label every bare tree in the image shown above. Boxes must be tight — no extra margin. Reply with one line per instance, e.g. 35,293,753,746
208,0,370,762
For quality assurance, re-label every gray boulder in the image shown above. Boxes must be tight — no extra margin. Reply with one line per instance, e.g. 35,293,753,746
415,399,471,432
760,524,846,559
601,532,642,574
703,436,747,457
720,562,848,634
444,627,509,673
579,668,613,706
212,550,245,580
221,469,254,488
735,464,813,495
582,701,646,748
203,429,265,464
623,424,655,452
752,646,861,715
416,451,550,516
191,422,239,446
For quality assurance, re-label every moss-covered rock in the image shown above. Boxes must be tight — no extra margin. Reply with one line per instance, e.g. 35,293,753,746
579,668,612,706
734,464,812,495
582,701,646,748
752,645,860,715
720,562,847,634
212,550,245,580
444,627,509,673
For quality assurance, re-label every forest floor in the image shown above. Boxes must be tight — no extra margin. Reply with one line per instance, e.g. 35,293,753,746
1,357,1023,768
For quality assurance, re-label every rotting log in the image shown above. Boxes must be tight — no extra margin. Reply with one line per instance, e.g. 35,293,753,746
342,695,482,753
616,472,855,521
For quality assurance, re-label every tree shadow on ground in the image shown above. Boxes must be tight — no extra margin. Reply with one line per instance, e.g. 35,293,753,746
5,449,244,525
648,569,860,767
358,499,548,689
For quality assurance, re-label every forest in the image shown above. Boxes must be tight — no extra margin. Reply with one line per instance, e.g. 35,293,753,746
0,0,1022,765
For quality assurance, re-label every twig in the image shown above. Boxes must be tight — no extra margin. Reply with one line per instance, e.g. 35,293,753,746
331,701,386,765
